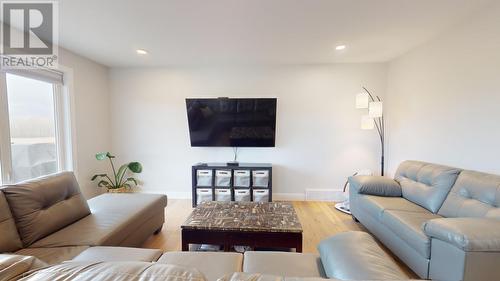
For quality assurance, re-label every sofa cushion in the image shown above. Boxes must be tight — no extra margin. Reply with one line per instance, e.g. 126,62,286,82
359,195,429,220
395,161,461,213
21,261,207,281
243,251,325,278
157,252,243,281
0,254,48,281
349,176,402,197
2,172,91,246
438,170,500,218
72,246,162,262
381,210,441,258
15,246,89,265
219,273,418,281
219,272,330,281
31,193,167,248
317,231,410,280
0,191,23,252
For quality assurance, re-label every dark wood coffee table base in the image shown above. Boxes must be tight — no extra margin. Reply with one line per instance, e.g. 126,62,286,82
182,228,303,252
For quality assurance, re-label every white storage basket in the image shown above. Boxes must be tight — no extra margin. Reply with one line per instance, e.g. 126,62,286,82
252,170,270,188
196,170,213,187
233,170,251,187
252,189,269,202
234,189,251,202
215,189,232,201
215,170,231,187
196,188,213,205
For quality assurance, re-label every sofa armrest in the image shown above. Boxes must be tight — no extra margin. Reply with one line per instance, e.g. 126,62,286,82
423,218,500,251
348,176,402,197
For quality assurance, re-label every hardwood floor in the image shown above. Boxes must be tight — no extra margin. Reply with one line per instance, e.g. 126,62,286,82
142,199,416,277
289,201,366,253
143,199,194,252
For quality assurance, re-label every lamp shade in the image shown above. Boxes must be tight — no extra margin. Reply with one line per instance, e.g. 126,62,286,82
355,93,369,109
361,115,374,130
368,101,383,117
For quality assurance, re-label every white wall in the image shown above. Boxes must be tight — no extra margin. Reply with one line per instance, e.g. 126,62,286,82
386,2,500,175
59,49,111,198
109,64,387,199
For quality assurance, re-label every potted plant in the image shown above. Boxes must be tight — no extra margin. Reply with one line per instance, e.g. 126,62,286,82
91,152,143,193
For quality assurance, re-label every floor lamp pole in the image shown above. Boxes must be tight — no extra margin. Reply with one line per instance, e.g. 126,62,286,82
381,147,384,176
363,87,385,176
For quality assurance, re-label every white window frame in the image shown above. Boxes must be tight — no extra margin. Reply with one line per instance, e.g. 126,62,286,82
0,69,74,184
0,74,12,184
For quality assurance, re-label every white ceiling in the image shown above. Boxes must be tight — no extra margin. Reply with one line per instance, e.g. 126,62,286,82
58,0,493,67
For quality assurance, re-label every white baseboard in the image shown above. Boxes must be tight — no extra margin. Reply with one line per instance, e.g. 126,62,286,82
306,189,345,202
138,189,345,201
151,191,306,201
275,192,345,202
273,193,305,201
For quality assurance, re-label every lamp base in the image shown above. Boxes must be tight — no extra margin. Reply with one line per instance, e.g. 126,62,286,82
334,200,351,215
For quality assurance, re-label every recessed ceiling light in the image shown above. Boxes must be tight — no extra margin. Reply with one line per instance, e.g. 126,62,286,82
335,45,347,51
136,49,148,55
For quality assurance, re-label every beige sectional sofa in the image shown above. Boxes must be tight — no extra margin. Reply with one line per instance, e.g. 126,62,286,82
0,172,167,264
2,235,419,281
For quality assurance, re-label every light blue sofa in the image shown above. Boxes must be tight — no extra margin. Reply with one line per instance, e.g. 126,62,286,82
350,160,500,281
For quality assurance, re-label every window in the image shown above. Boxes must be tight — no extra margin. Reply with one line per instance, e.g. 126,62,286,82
0,69,72,184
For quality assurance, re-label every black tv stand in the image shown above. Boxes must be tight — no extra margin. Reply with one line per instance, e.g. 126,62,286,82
191,162,272,207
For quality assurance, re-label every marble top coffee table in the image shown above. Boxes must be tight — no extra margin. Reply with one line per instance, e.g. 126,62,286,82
181,201,303,252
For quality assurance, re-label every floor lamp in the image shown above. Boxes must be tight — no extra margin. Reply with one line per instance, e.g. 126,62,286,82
357,86,385,176
334,87,384,215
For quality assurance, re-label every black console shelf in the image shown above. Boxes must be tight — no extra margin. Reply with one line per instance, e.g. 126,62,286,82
191,162,272,207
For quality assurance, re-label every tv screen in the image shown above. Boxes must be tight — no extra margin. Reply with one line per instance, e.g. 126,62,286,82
186,98,277,147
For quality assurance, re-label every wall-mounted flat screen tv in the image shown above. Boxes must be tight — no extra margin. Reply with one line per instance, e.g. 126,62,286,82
186,98,277,147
